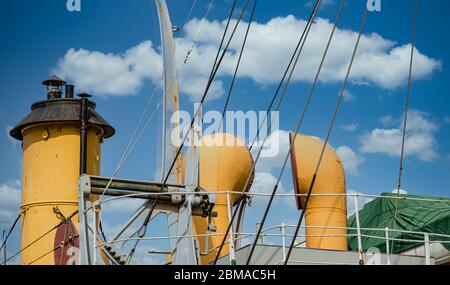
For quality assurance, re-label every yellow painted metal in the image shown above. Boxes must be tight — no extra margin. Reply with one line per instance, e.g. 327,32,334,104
190,133,254,265
20,123,103,265
289,133,348,251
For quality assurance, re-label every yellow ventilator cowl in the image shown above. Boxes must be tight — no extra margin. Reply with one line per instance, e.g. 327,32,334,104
192,133,254,264
289,132,348,251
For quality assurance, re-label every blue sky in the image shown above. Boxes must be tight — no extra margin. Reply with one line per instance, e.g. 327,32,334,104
1,0,449,264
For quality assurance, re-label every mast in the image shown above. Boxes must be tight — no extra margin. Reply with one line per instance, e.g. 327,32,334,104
155,0,181,184
156,0,195,264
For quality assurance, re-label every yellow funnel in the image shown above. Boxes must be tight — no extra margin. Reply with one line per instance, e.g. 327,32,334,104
10,80,114,265
289,132,348,251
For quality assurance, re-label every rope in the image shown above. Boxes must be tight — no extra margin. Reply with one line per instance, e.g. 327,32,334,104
123,200,158,264
391,0,419,253
157,0,251,198
215,0,257,134
97,0,215,202
0,213,21,254
1,209,78,265
213,0,323,264
94,6,218,257
127,2,249,260
208,0,237,84
98,220,108,246
283,7,369,266
245,0,327,264
27,235,79,265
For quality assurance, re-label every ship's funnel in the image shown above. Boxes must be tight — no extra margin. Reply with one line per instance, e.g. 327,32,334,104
188,133,254,264
289,132,348,251
10,77,115,264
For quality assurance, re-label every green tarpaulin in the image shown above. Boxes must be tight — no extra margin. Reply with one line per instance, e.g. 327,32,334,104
347,192,450,254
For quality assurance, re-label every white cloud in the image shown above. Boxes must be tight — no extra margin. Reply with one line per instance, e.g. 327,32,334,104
0,180,21,229
251,172,281,194
350,44,441,89
379,115,395,126
405,110,438,133
336,146,365,176
343,90,356,102
5,125,20,151
53,15,441,100
101,221,138,241
101,198,143,214
54,41,162,96
130,246,162,265
346,189,374,216
444,116,450,124
391,188,408,195
251,130,290,172
360,110,439,162
340,123,359,133
186,16,441,89
306,0,335,8
250,172,296,209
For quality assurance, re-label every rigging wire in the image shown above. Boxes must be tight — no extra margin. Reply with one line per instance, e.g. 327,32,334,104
123,201,159,264
1,209,79,265
246,0,350,265
27,235,79,265
140,0,249,249
215,0,257,134
105,1,245,259
2,231,5,264
157,0,251,199
283,7,369,266
396,1,419,197
208,0,237,84
0,213,21,255
213,0,323,265
97,0,212,202
95,2,218,258
391,0,420,253
98,221,108,246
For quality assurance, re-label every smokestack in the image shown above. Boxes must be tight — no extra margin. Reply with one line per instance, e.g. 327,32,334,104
65,84,74,98
78,92,92,175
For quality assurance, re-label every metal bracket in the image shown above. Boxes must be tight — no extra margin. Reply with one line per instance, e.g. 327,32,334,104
78,174,92,265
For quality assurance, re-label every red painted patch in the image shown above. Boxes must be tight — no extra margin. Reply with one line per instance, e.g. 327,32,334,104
54,221,79,265
289,132,303,210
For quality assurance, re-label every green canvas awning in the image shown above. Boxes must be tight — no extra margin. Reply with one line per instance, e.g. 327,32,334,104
347,192,450,254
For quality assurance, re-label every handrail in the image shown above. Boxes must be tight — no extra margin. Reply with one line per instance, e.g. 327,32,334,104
93,189,449,265
98,190,450,205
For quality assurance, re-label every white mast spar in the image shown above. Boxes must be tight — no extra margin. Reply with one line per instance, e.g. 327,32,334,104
155,0,181,184
155,0,200,264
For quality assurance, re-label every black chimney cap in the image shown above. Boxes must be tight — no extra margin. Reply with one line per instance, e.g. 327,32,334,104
9,99,115,140
78,92,92,98
42,75,67,87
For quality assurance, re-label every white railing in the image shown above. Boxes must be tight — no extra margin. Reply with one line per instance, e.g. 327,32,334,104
94,191,450,265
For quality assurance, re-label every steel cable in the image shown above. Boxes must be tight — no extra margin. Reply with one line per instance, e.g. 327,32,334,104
283,7,369,266
2,209,78,265
391,0,420,254
246,0,350,265
215,0,257,134
213,0,323,265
